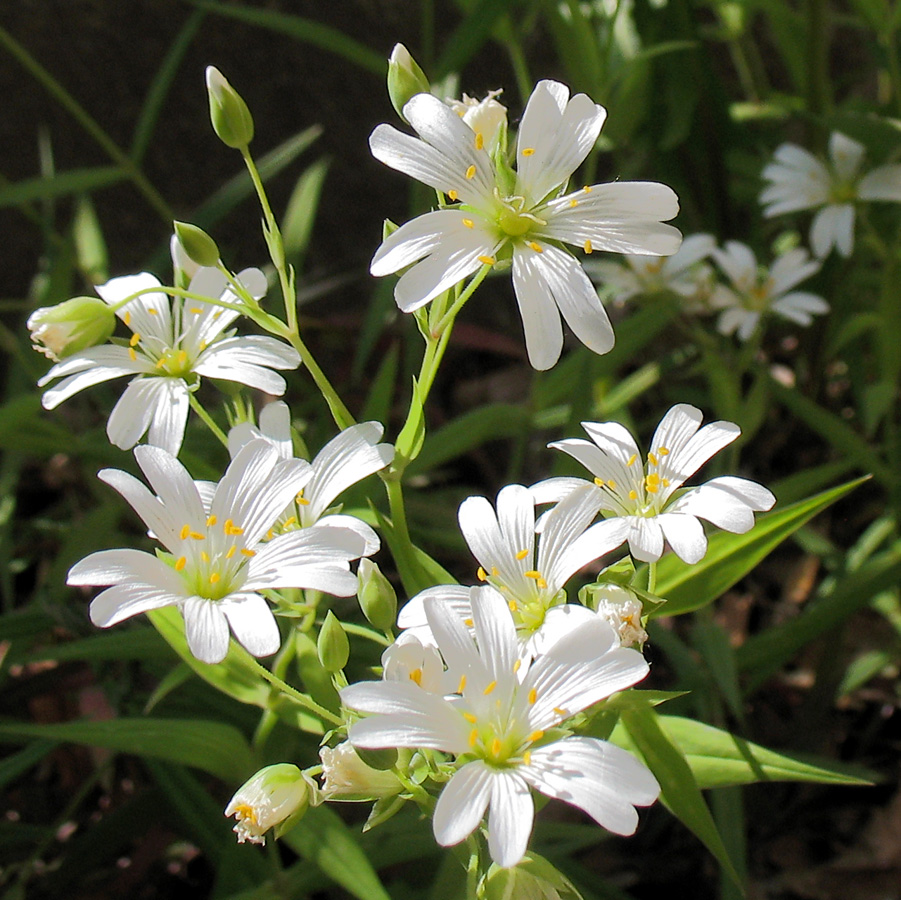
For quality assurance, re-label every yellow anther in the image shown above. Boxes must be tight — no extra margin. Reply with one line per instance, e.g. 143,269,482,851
463,711,477,724
508,600,518,612
129,348,137,362
474,132,484,150
478,255,496,266
448,189,458,201
199,340,208,352
608,480,617,489
663,478,671,487
465,164,476,180
148,308,159,315
190,307,203,314
515,549,529,561
528,241,543,253
129,332,141,347
180,524,191,540
594,477,605,488
483,680,497,696
457,675,467,693
477,566,487,582
524,570,541,579
410,668,423,686
462,218,474,229
207,515,217,526
583,185,593,193
464,618,474,627
553,707,568,717
155,358,165,369
522,147,535,156
648,452,658,467
629,489,638,501
190,532,205,540
283,516,297,527
177,350,187,366
512,659,521,673
491,566,499,576
241,548,256,557
201,551,210,562
210,572,220,584
123,311,131,326
175,556,186,571
469,728,479,748
527,730,544,742
646,473,661,486
523,750,532,765
583,239,593,254
659,446,670,456
491,738,502,756
226,546,236,559
569,198,578,208
295,492,310,505
213,311,221,319
528,687,537,704
537,577,547,589
266,529,274,541
627,454,638,467
646,481,659,494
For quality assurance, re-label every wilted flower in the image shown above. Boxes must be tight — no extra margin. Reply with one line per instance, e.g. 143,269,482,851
225,763,312,844
319,742,403,800
28,296,116,362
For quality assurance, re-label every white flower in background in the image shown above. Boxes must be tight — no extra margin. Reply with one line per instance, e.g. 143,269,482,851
760,131,901,258
319,742,403,800
445,89,507,153
370,80,681,369
533,404,775,564
343,587,659,868
709,241,829,341
68,440,367,664
225,763,313,845
588,233,716,307
38,267,300,455
397,483,623,652
382,631,449,694
228,401,394,556
590,583,648,647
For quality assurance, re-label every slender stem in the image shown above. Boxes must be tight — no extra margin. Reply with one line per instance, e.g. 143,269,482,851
385,476,414,551
248,658,344,727
0,25,173,223
342,621,392,647
647,561,657,595
432,263,492,336
188,393,229,448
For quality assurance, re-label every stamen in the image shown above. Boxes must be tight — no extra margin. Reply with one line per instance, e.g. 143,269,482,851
659,446,670,456
523,750,532,765
283,516,297,527
469,728,478,748
410,668,423,686
190,307,203,314
448,189,458,201
608,480,617,489
155,358,165,369
569,198,578,208
553,706,568,717
478,255,496,266
648,452,658,467
629,489,638,501
522,147,535,156
226,546,236,559
465,164,476,180
207,515,217,526
627,454,638,466
528,687,537,704
178,350,187,366
129,348,137,361
537,577,547,589
528,241,543,253
464,618,474,627
491,738,502,756
483,680,497,696
123,311,131,326
512,659,522,673
210,572,220,584
240,548,256,557
524,570,541,579
508,600,518,612
491,566,499,576
594,477,604,488
201,551,210,562
457,675,467,693
148,308,159,315
175,556,186,571
515,549,529,561
477,566,487,582
462,218,474,229
663,478,671,487
583,239,593,254
583,185,593,193
527,730,544,742
199,340,208,352
180,524,191,540
463,711,477,724
474,132,484,151
129,333,141,347
190,532,205,540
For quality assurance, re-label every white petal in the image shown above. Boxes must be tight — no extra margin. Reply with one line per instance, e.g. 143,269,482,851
487,770,534,868
671,476,774,532
810,204,854,258
523,737,659,834
221,592,280,657
771,291,830,325
97,272,172,339
653,405,739,488
470,585,519,688
88,583,180,628
39,355,137,409
529,475,590,506
657,512,708,564
627,516,665,562
432,762,493,848
195,336,300,393
133,443,207,530
104,378,158,451
397,585,471,630
769,248,820,295
511,247,564,370
828,132,865,181
182,596,231,664
312,514,381,557
713,241,756,287
97,467,181,552
858,164,901,202
532,603,600,655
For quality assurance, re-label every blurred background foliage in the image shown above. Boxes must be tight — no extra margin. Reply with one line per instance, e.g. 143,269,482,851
0,0,900,898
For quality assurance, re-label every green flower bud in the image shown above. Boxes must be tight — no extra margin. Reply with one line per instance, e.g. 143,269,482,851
224,763,313,844
387,43,430,121
320,742,402,800
173,221,220,268
317,610,349,673
356,559,397,632
27,296,116,362
205,66,254,149
483,852,581,899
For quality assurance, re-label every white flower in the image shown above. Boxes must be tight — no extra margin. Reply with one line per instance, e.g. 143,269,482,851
225,763,313,844
369,80,681,369
710,241,829,341
343,586,659,868
68,440,367,664
590,584,647,647
760,131,901,258
38,267,300,455
397,483,623,651
533,404,775,565
445,90,507,153
588,233,716,306
382,632,449,694
319,742,402,800
228,401,394,556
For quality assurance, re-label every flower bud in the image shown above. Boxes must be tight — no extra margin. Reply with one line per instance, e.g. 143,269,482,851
317,610,349,673
205,66,254,149
357,559,397,632
483,852,580,896
27,297,116,361
224,763,312,844
446,90,507,154
387,43,430,121
320,742,402,800
170,234,200,289
173,221,220,268
580,582,647,647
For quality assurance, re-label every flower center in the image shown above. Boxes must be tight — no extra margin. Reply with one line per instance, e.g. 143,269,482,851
154,346,194,377
828,180,857,204
175,515,256,601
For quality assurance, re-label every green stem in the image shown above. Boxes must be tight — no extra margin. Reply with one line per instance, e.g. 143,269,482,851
432,262,492,336
385,476,414,552
342,621,392,647
188,393,229,448
647,561,657,595
0,25,173,223
248,657,344,727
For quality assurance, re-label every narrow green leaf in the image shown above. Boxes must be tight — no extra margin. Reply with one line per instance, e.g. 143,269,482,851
436,0,519,76
655,716,875,788
0,740,56,790
394,376,427,465
360,343,399,426
26,627,169,664
72,194,108,284
282,805,391,900
0,166,125,208
0,718,254,782
283,157,330,270
616,706,742,888
691,622,745,725
649,477,868,617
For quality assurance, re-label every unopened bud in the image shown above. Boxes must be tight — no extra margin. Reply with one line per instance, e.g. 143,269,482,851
317,610,349,673
170,234,200,289
205,66,254,149
387,43,430,121
27,297,116,361
579,582,647,647
173,221,220,268
447,90,507,154
357,559,397,632
224,763,313,844
320,742,402,800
